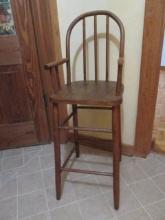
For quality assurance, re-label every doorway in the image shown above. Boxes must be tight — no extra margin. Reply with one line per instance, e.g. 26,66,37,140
153,32,165,153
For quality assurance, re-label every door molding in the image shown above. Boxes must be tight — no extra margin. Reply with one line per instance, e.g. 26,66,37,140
135,0,165,157
29,0,68,143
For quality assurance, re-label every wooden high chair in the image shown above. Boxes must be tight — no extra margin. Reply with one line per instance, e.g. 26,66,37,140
45,10,125,209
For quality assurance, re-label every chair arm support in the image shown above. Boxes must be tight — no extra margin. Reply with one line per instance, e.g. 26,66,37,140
45,58,69,69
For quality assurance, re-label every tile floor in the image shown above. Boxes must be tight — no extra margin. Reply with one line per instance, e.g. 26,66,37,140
0,143,165,220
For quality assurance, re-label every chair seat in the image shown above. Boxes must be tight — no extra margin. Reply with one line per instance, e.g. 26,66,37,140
50,81,124,106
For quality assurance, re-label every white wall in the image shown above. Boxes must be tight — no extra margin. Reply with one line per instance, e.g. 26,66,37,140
57,0,145,145
161,33,165,66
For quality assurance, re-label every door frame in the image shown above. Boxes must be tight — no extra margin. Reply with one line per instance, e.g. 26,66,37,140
29,0,68,143
135,0,165,157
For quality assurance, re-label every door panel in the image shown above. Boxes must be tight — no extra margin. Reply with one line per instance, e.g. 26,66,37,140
0,65,31,124
0,0,50,149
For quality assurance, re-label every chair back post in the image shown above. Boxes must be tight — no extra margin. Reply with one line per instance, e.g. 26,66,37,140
66,10,125,92
116,21,125,95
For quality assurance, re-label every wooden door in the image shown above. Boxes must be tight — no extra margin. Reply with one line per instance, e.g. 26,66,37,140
0,0,50,149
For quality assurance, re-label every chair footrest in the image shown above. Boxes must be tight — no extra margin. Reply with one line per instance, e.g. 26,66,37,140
59,126,112,133
61,167,113,176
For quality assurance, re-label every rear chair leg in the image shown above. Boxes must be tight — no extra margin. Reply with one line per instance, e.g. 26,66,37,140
53,103,61,200
72,105,80,158
112,106,121,210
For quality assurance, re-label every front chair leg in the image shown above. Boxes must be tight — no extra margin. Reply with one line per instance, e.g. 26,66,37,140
53,103,61,200
72,105,80,158
112,106,121,210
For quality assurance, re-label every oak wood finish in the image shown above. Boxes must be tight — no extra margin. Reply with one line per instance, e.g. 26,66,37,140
112,106,120,209
83,18,87,81
106,16,110,81
0,122,38,149
53,104,61,200
46,10,125,209
135,0,165,157
29,0,68,143
0,0,50,149
0,36,22,66
50,81,123,106
72,105,80,157
12,0,50,143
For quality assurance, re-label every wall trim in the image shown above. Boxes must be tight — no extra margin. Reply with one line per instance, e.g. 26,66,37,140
135,0,165,156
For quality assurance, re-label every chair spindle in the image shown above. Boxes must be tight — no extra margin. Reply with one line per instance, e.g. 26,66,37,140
94,15,98,81
106,16,110,81
83,18,87,81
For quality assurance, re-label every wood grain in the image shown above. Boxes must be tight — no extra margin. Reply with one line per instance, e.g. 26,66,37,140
12,0,50,142
50,81,123,106
0,122,38,149
29,0,68,143
135,0,165,157
0,36,22,65
0,65,31,124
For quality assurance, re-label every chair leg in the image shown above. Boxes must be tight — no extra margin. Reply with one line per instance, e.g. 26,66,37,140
118,107,122,162
53,103,61,200
72,105,80,158
112,106,121,210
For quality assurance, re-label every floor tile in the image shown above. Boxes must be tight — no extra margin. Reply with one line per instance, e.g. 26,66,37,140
18,190,47,219
2,148,23,158
0,151,3,159
152,173,165,194
154,153,165,164
121,162,147,184
71,175,101,200
20,212,51,220
130,178,164,206
0,145,165,220
121,155,136,165
135,155,165,177
46,184,76,210
0,197,17,220
78,194,114,220
17,156,40,176
66,157,91,181
2,155,23,171
88,155,113,173
40,154,54,170
50,203,82,220
42,144,54,155
23,151,42,164
117,208,151,220
0,169,17,186
96,175,113,193
18,172,44,195
0,177,17,200
61,142,74,160
24,145,43,154
43,168,55,188
145,199,165,220
104,183,141,216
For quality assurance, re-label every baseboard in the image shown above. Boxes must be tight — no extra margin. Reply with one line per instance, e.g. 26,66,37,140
68,133,134,156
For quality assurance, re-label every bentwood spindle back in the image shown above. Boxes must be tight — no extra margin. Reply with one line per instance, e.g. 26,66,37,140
66,11,125,94
45,10,125,210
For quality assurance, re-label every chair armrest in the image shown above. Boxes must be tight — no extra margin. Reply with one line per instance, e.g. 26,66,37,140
45,58,69,69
